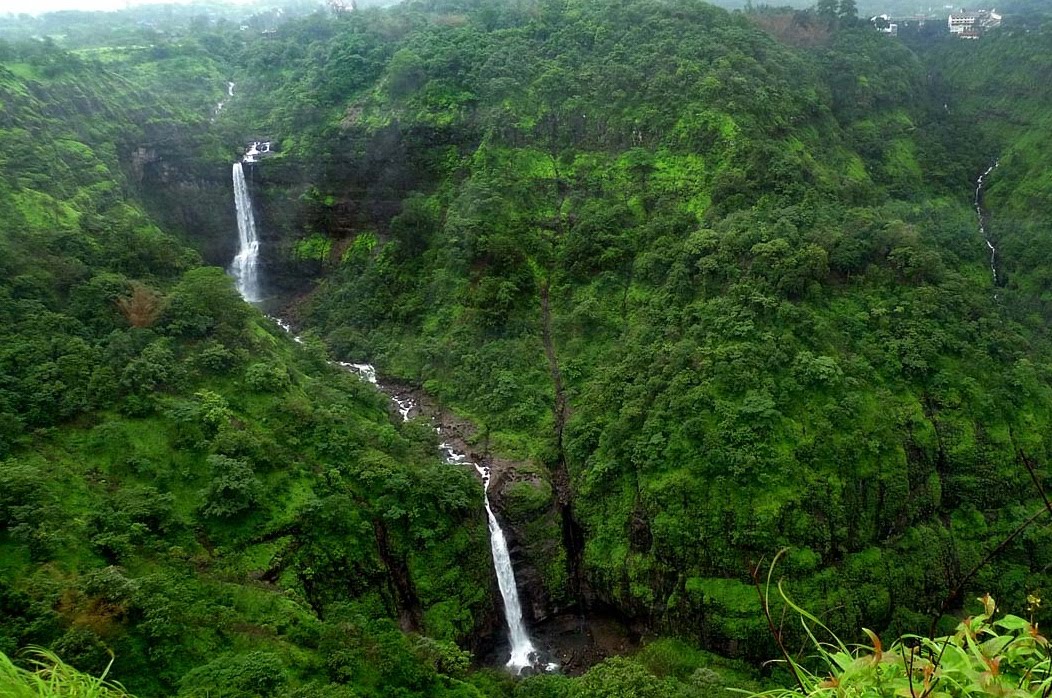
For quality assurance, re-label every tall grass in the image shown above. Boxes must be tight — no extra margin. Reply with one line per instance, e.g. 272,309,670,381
0,648,134,698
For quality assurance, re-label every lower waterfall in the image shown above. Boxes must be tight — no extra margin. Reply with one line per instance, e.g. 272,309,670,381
442,447,540,672
353,365,545,672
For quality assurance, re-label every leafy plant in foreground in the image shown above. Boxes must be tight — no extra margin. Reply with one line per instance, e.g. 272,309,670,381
744,588,1051,698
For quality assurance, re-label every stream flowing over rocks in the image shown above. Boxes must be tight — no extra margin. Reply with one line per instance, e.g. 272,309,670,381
213,81,235,117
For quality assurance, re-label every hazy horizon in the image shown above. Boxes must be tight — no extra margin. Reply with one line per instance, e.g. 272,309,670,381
1,0,260,16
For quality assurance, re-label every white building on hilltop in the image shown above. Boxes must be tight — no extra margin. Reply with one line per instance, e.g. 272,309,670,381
948,8,1002,38
871,14,899,35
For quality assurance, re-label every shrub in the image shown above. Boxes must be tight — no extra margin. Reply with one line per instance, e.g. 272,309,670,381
192,341,237,373
245,362,291,393
177,651,287,698
161,268,251,348
500,479,553,524
571,658,675,697
198,455,262,519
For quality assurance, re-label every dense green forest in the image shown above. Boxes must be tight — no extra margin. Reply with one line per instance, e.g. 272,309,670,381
2,0,1052,696
0,35,503,698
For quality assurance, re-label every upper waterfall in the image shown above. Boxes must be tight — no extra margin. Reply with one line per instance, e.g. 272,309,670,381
230,160,262,303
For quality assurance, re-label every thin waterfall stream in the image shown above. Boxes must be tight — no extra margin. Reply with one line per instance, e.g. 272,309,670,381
227,143,549,674
976,161,999,288
441,448,541,673
214,81,235,117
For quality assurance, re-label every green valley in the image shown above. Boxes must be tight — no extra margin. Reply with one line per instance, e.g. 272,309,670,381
1,0,1051,696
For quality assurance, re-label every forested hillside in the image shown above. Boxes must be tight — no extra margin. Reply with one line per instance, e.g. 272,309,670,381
232,0,1051,656
0,38,501,698
2,0,1052,696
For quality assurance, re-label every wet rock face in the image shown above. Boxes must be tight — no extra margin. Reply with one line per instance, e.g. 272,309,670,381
248,124,476,296
490,468,575,624
127,145,239,267
130,146,162,182
627,504,653,553
528,610,639,676
250,157,351,296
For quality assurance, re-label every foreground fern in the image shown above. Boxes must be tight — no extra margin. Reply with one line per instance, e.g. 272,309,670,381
745,593,1051,698
0,648,133,698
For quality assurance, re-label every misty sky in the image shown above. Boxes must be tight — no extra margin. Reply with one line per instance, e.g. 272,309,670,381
2,0,256,16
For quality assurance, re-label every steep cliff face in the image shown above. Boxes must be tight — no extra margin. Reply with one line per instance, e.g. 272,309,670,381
250,155,336,296
490,467,573,622
131,144,238,268
242,122,478,297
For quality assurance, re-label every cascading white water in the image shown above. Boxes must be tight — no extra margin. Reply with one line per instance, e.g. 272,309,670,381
214,82,236,116
307,334,543,671
359,364,542,671
976,162,999,286
244,141,270,163
436,447,538,672
230,161,262,303
472,461,539,672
